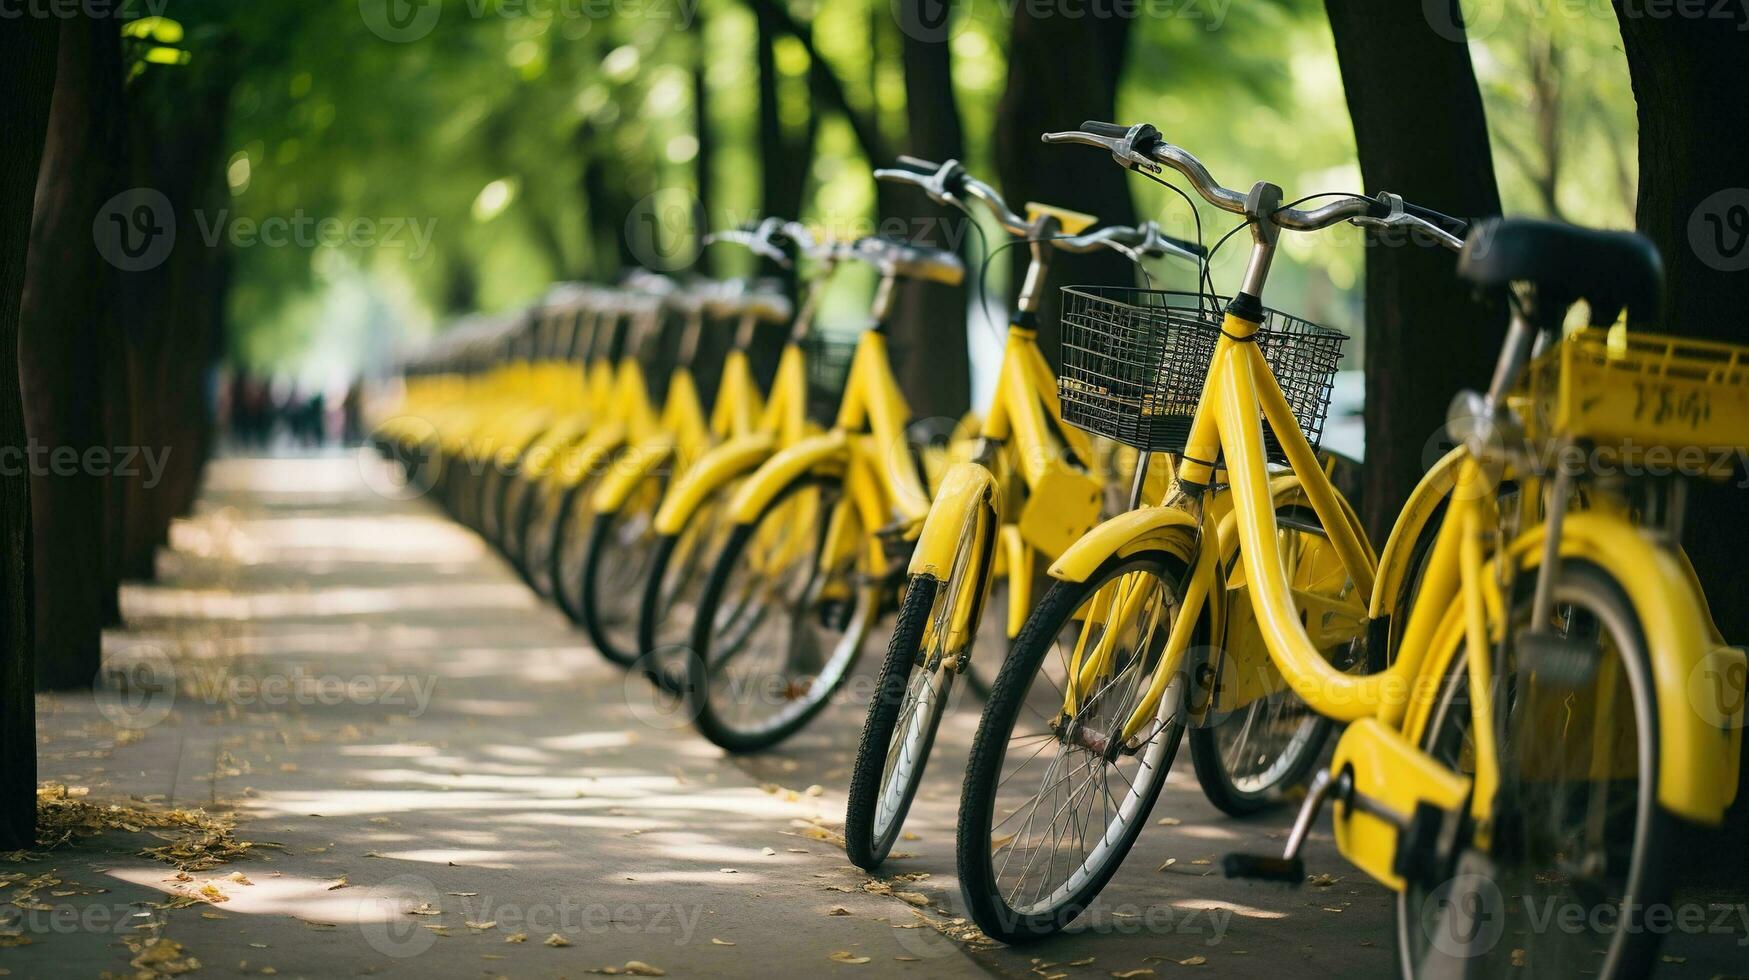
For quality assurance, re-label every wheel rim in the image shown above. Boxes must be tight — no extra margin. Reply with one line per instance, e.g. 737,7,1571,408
590,482,665,653
1397,571,1656,978
985,564,1182,917
646,495,736,686
703,479,871,740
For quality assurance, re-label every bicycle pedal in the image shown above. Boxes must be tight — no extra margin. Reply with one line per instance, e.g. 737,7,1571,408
1517,629,1598,687
1220,853,1305,885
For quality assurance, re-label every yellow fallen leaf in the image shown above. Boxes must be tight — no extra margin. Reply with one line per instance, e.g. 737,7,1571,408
1179,957,1207,966
710,938,735,946
828,951,871,964
894,892,930,907
326,877,347,891
827,907,851,916
504,933,528,944
407,903,441,916
624,963,665,976
1110,971,1154,978
465,921,497,931
543,933,571,947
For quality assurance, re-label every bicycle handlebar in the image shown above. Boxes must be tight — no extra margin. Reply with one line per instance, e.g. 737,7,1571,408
875,156,1206,265
1045,122,1466,251
703,217,825,268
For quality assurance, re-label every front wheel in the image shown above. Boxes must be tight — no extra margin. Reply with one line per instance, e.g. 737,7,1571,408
684,473,875,753
1396,560,1675,980
847,501,995,869
580,473,668,667
957,551,1189,943
635,484,741,696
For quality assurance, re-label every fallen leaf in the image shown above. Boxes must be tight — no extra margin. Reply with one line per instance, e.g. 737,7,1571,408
465,921,497,931
1110,971,1153,978
828,951,871,964
827,907,851,916
543,933,571,947
407,903,441,916
1178,957,1207,966
894,892,930,907
504,933,528,944
710,938,736,946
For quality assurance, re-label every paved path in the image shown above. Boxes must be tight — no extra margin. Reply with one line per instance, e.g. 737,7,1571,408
7,455,1743,978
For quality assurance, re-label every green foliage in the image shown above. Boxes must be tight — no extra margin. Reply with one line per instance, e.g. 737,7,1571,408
131,0,1637,379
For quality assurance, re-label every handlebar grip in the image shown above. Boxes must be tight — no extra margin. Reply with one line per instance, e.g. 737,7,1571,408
1163,233,1207,259
1079,120,1131,138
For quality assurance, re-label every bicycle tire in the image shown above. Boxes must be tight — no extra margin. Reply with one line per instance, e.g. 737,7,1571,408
957,550,1189,943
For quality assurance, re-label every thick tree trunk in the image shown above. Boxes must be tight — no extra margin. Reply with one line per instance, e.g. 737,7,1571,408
992,6,1137,371
1325,0,1504,541
0,16,60,851
1612,2,1749,882
886,0,971,422
120,51,238,576
20,17,128,689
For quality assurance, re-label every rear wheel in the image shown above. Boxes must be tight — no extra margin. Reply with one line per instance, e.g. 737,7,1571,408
1396,561,1674,980
549,480,594,624
684,474,875,753
957,551,1189,943
1189,500,1355,816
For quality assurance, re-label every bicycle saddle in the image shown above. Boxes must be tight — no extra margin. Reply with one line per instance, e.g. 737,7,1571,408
1458,217,1663,326
853,236,966,287
705,279,794,324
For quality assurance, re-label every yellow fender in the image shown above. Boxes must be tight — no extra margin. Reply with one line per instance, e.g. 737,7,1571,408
1369,445,1466,619
548,420,626,490
725,431,850,524
589,434,676,513
1047,506,1199,581
907,461,1000,580
1002,525,1032,640
652,433,779,535
1406,511,1743,825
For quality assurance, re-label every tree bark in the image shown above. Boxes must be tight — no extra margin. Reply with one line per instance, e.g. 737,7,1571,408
1325,0,1505,541
886,0,971,421
120,45,239,575
20,16,129,689
0,15,60,851
992,5,1137,371
1612,1,1749,881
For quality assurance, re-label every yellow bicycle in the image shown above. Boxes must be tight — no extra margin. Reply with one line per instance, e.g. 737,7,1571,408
575,276,793,666
955,123,1746,977
681,235,967,752
633,222,855,694
844,156,1204,869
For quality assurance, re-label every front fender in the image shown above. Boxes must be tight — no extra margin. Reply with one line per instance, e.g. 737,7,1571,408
908,462,999,579
652,434,779,534
725,431,849,524
1048,506,1199,582
1369,446,1466,619
548,421,626,490
590,435,676,513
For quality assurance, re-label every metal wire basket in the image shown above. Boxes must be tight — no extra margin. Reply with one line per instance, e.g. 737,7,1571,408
801,333,861,425
1057,286,1346,462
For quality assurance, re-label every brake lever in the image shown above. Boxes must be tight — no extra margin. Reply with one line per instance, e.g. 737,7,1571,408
1348,192,1464,252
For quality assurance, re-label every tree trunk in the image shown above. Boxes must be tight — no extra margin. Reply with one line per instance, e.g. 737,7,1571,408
121,48,239,575
20,16,128,689
1325,0,1504,541
1612,2,1749,882
886,0,971,422
0,14,60,851
992,6,1137,372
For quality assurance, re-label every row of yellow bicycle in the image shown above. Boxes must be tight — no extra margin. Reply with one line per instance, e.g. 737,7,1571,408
374,121,1747,978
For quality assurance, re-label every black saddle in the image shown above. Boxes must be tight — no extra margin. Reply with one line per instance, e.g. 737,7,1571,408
1457,217,1663,325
